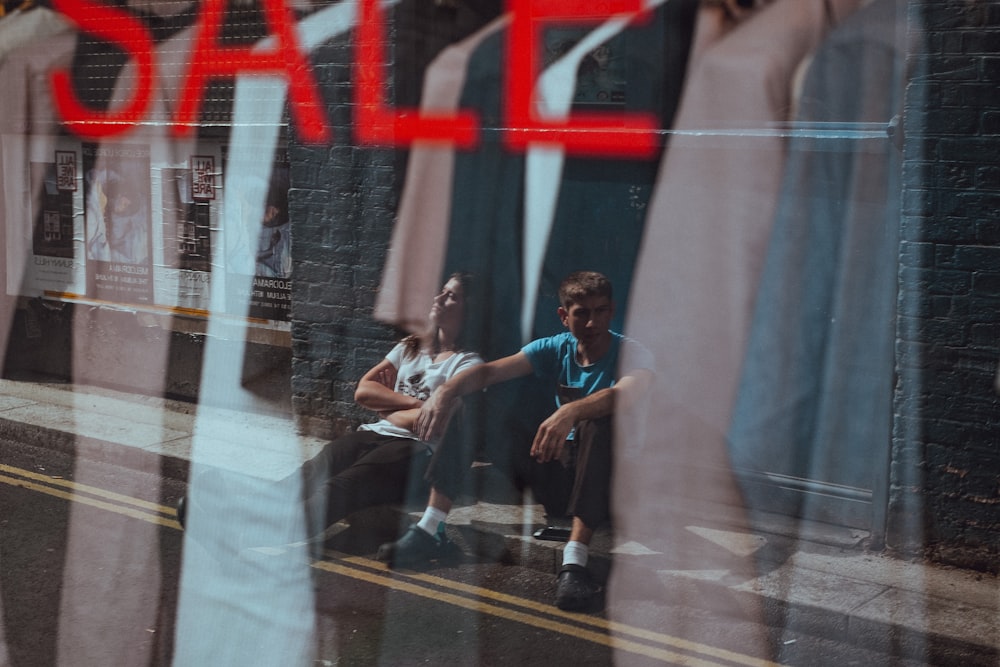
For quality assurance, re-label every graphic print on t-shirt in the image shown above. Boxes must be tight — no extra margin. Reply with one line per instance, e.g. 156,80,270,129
399,371,430,401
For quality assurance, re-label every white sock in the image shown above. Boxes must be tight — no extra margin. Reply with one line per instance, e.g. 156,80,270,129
416,506,448,537
562,540,589,568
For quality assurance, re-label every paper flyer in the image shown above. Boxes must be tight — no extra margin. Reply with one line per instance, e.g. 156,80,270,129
83,142,155,304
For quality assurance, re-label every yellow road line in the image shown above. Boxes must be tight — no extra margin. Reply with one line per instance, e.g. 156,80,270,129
332,553,781,667
3,464,778,666
0,473,181,529
313,557,726,666
0,463,176,516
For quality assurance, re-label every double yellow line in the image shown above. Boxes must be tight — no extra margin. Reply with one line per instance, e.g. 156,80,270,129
2,462,781,667
0,462,181,529
317,554,781,666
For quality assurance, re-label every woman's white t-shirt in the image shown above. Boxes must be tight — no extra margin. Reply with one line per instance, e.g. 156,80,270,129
359,342,483,443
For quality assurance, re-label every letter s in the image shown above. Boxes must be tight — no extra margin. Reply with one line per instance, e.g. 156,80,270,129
50,0,154,139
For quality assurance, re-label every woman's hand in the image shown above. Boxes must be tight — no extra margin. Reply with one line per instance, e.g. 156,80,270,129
355,360,420,413
375,366,396,390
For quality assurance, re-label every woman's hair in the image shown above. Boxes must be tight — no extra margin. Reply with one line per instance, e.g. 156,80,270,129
401,272,479,358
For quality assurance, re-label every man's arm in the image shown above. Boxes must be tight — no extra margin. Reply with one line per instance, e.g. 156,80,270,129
530,368,654,462
414,352,534,442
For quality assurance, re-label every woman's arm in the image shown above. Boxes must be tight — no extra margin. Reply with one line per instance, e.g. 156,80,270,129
354,358,423,413
381,407,421,432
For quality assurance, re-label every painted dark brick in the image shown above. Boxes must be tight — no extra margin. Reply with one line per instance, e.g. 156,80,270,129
961,29,1000,52
896,339,933,369
944,245,1000,270
930,30,965,54
982,110,1000,134
905,81,940,106
921,1,978,31
901,187,935,216
930,54,981,79
936,162,977,189
937,136,1000,162
976,165,1000,190
969,316,1000,348
891,0,1000,570
967,297,1000,325
981,55,1000,80
950,82,1000,108
973,271,1000,295
902,266,973,295
900,240,937,269
918,218,984,244
939,191,1000,220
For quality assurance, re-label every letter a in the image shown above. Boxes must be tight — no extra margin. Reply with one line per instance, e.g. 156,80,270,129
174,0,330,143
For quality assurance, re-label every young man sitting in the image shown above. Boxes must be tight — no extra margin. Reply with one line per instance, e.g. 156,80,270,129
376,271,654,612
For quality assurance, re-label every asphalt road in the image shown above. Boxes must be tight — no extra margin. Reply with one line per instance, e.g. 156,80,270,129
1,437,931,666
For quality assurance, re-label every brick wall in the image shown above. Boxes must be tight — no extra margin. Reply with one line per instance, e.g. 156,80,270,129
287,2,502,439
892,0,1000,571
288,29,400,440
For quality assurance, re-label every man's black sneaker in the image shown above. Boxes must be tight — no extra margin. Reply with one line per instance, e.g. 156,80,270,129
376,526,444,569
555,564,602,611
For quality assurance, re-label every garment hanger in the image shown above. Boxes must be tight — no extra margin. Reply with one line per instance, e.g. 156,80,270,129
522,0,667,343
3,0,43,16
700,0,774,21
522,0,781,340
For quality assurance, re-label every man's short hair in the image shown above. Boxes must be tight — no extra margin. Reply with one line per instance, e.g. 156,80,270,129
558,271,613,308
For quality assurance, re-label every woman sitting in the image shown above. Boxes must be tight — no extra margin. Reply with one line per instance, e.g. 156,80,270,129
297,272,483,540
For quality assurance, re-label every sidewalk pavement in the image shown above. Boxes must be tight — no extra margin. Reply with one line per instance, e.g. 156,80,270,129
0,377,996,665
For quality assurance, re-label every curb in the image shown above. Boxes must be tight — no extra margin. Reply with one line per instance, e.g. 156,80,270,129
0,414,193,482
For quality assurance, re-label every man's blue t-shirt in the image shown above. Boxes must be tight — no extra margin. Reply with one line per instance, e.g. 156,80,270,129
521,331,652,411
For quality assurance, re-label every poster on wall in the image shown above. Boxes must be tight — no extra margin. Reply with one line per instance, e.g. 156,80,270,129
152,148,220,313
2,136,88,298
224,144,291,323
24,142,86,295
83,143,154,304
32,151,76,259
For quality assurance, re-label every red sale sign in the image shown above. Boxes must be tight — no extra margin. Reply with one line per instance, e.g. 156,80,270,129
50,0,659,157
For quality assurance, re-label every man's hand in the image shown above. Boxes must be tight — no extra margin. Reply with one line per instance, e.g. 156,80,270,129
530,407,576,463
413,352,533,443
414,388,459,443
